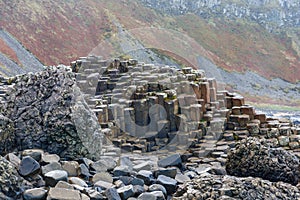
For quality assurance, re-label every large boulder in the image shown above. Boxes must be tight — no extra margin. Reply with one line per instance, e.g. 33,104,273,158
226,137,300,185
0,66,103,159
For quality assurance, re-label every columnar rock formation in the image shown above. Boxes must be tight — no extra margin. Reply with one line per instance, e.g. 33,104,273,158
71,56,300,158
0,56,299,199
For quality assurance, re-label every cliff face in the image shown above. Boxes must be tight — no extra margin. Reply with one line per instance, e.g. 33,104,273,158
140,0,300,31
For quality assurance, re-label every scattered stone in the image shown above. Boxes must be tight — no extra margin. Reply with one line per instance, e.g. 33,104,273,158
157,175,177,194
113,166,131,177
61,161,79,177
69,177,88,187
94,180,114,190
55,181,74,189
137,170,154,185
41,154,60,164
79,163,92,179
19,156,41,177
175,173,190,184
92,172,113,184
158,154,182,168
41,162,63,175
117,185,135,199
23,188,47,200
106,188,121,200
47,187,81,200
22,149,44,162
154,167,177,178
148,184,167,197
44,170,68,187
5,153,21,167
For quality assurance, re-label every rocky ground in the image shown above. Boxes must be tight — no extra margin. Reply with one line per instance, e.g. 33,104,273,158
0,57,300,199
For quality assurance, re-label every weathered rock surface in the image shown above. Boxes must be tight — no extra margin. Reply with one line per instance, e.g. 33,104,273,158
226,137,300,185
173,173,300,200
0,66,103,159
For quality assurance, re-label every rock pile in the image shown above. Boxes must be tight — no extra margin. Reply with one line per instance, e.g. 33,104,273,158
226,137,300,185
0,149,188,200
0,66,103,159
173,173,300,199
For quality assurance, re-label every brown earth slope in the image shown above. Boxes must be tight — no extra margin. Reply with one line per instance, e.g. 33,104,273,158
0,0,299,82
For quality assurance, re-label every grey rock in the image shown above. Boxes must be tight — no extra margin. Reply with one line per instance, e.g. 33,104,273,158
149,191,165,200
55,181,74,189
133,185,145,196
22,149,44,162
79,163,92,179
106,188,121,200
19,156,41,177
94,180,114,190
47,187,81,200
157,175,177,194
0,67,103,159
41,162,63,175
173,173,300,199
149,184,167,197
117,185,135,199
69,177,88,187
131,177,145,186
158,154,182,168
44,170,68,187
23,188,47,200
133,161,152,172
5,153,21,167
175,173,190,184
137,170,154,185
154,167,177,178
92,172,113,184
41,154,60,164
86,189,105,200
61,161,79,177
113,166,130,177
120,156,133,172
137,192,156,200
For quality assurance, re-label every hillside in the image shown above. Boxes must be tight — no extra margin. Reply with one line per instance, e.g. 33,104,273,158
1,0,299,81
0,30,43,76
0,0,299,105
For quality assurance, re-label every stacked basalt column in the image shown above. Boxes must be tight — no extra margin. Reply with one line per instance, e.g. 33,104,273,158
71,56,236,154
